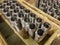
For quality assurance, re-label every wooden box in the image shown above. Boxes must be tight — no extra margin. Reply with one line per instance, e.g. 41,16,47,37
22,0,60,26
0,0,60,45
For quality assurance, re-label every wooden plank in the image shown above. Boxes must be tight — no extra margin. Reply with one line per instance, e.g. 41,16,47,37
0,33,8,45
24,0,36,6
22,0,60,26
44,29,60,45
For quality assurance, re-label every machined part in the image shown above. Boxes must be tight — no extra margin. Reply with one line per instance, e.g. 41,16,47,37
36,0,60,20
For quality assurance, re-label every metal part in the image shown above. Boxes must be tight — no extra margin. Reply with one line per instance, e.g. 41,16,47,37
30,13,36,23
35,17,42,28
24,17,30,31
41,22,51,32
28,23,36,37
36,0,60,20
34,29,45,42
0,0,51,41
17,19,23,30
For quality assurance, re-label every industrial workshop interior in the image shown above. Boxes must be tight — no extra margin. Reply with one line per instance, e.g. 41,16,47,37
0,0,60,45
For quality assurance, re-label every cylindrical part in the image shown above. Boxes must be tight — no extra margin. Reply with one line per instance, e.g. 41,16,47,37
35,17,42,28
17,19,23,30
28,23,36,37
34,28,45,42
24,17,30,31
0,3,4,11
41,22,51,31
10,15,17,26
18,12,25,28
6,11,12,19
29,13,36,23
24,9,30,18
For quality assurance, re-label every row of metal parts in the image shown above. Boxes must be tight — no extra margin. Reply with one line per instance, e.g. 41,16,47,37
36,0,60,20
0,0,51,42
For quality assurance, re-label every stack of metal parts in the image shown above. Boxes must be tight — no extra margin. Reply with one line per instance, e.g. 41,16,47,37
36,0,60,20
0,0,51,42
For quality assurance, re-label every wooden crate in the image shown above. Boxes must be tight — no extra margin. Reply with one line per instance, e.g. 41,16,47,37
22,0,60,26
0,0,60,45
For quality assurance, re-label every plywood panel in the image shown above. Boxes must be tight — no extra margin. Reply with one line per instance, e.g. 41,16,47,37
0,33,8,45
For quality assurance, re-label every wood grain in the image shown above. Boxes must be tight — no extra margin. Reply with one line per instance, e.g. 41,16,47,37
0,33,8,45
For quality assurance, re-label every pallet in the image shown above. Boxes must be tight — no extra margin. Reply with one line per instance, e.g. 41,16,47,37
0,0,60,45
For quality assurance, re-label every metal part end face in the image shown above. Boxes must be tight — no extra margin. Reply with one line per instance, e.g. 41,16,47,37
6,11,12,16
43,22,50,28
24,9,30,13
3,8,8,12
37,29,44,36
11,17,15,21
29,23,36,29
7,2,11,6
18,19,21,23
14,8,19,13
41,4,46,8
24,17,30,22
16,3,20,6
10,5,15,9
11,15,17,21
36,17,42,22
20,6,25,9
18,13,24,17
30,13,36,17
